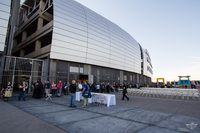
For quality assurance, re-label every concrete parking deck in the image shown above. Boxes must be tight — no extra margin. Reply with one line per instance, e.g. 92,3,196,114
0,94,200,133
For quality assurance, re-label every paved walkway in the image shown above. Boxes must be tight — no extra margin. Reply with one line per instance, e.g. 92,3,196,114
0,94,200,133
0,100,66,133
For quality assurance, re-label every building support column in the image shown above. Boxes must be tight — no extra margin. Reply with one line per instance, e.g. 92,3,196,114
0,55,5,87
120,71,123,84
37,0,45,31
39,0,45,11
20,50,25,56
49,59,57,82
37,17,43,30
97,69,100,83
136,74,140,84
42,58,49,81
84,65,93,83
35,40,41,51
22,31,27,41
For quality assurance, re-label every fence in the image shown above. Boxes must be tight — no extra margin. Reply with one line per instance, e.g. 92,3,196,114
1,56,44,93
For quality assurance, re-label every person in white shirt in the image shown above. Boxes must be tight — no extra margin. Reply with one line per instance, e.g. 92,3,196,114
96,83,100,93
78,81,83,91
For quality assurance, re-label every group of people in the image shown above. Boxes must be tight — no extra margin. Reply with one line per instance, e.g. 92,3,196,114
67,80,91,108
68,80,129,107
32,80,68,99
0,81,28,101
0,80,130,107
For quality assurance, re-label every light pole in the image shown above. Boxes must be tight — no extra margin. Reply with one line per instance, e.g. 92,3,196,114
29,60,33,93
11,57,16,88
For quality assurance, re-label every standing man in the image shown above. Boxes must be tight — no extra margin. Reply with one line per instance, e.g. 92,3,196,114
18,81,28,101
122,84,129,101
69,80,77,107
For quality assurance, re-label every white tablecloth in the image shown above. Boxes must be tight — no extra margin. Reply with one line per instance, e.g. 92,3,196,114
75,92,116,107
75,91,82,101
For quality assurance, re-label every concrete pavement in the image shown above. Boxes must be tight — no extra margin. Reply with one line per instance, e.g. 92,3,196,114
0,94,200,133
0,100,66,133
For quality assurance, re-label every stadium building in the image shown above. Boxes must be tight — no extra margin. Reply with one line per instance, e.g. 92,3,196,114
11,0,153,85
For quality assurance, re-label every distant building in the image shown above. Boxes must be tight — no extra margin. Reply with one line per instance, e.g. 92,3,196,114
11,0,153,85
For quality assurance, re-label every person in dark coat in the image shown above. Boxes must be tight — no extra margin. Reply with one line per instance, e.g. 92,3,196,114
32,81,37,98
106,83,110,93
38,80,44,98
122,84,129,101
69,80,77,107
100,82,105,93
32,80,43,99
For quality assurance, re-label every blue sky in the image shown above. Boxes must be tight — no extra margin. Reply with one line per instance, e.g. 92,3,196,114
75,0,200,81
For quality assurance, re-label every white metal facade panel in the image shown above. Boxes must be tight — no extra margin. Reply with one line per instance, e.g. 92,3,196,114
51,0,145,74
143,49,153,78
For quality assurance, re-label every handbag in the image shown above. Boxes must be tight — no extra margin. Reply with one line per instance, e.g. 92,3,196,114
82,91,89,98
82,90,92,98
